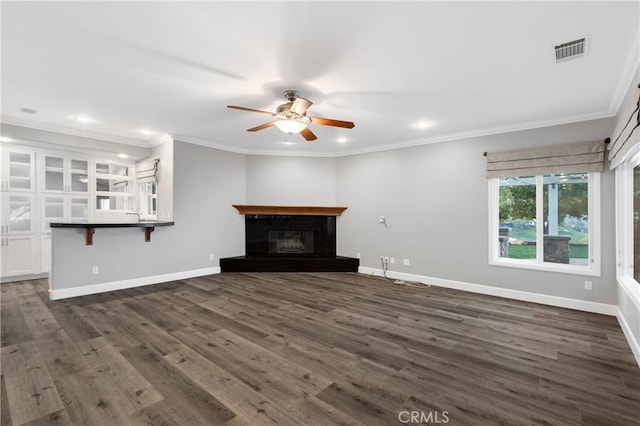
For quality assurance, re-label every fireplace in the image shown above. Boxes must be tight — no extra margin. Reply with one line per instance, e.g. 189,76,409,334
220,205,359,272
269,230,312,255
246,215,335,258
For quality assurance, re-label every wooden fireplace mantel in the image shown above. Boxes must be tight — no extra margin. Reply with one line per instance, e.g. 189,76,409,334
232,205,348,216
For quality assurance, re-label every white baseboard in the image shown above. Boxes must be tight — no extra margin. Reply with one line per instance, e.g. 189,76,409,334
617,308,640,368
49,267,221,300
358,267,617,316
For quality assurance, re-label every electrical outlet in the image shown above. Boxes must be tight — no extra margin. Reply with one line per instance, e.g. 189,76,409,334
378,216,385,223
209,253,215,261
584,281,592,290
384,256,389,264
390,257,395,264
403,258,410,266
92,266,99,275
356,252,361,259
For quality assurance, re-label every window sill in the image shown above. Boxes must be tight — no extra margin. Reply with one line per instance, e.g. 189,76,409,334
489,258,600,277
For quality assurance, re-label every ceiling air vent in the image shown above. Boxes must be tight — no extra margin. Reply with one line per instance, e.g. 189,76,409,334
19,107,38,114
554,37,586,63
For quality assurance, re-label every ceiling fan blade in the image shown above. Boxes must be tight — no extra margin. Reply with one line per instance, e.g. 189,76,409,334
309,117,355,129
290,98,313,116
227,105,274,115
300,127,317,141
247,121,276,132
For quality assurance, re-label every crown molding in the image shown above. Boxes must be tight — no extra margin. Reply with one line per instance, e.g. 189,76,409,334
1,116,153,148
335,110,615,157
3,109,617,159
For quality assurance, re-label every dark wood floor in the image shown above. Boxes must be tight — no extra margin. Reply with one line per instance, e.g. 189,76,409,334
1,273,639,425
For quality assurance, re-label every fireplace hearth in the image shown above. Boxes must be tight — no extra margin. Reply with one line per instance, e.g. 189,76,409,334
220,205,359,272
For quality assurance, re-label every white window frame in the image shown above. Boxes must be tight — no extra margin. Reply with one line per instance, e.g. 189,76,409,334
138,181,157,221
488,172,601,276
95,161,136,213
615,149,640,306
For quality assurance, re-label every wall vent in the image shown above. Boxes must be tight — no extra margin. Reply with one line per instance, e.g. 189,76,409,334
554,37,586,63
19,107,38,114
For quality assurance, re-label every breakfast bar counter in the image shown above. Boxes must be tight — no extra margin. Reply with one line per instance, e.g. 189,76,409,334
50,221,175,245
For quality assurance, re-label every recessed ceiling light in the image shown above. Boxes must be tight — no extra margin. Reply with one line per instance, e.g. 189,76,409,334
337,137,348,144
69,115,97,124
118,153,129,159
136,129,157,136
0,136,13,142
281,141,296,145
414,120,434,129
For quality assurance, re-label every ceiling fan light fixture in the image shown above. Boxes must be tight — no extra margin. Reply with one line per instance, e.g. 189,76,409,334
274,119,307,134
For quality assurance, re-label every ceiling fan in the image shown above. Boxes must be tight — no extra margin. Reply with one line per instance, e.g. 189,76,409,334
227,90,355,141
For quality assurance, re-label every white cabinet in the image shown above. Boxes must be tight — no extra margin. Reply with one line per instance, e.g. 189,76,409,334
1,193,37,277
0,147,35,192
40,233,51,273
39,195,89,273
41,195,90,230
2,192,35,234
40,154,90,194
1,235,37,277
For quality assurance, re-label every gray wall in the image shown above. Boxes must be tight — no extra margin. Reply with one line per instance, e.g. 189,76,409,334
246,155,336,205
52,141,246,289
49,118,620,307
336,118,617,304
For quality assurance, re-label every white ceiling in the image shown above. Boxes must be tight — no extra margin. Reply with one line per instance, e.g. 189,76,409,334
2,1,638,156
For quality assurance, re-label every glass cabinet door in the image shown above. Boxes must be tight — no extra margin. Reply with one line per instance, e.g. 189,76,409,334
44,156,65,191
7,151,34,191
42,196,64,230
70,197,89,222
7,194,33,233
70,159,89,193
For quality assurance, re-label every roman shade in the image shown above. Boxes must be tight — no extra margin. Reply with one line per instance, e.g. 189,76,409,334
136,157,159,183
486,140,605,178
608,83,640,170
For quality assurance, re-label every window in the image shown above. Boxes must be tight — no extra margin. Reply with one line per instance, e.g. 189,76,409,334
634,164,640,282
489,172,600,276
138,182,157,219
616,149,640,290
95,162,134,211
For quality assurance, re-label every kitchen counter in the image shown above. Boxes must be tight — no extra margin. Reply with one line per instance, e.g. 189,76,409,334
50,221,174,244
